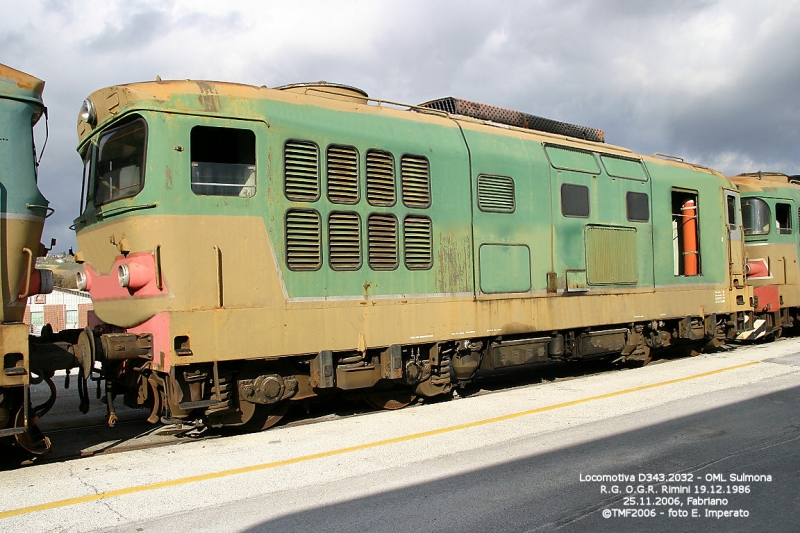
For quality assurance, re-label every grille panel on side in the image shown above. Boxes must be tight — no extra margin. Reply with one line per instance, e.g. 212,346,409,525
368,213,398,270
329,212,361,270
401,155,431,208
404,216,433,270
286,209,321,270
327,145,359,204
477,175,515,212
284,141,320,201
585,226,637,284
366,150,396,206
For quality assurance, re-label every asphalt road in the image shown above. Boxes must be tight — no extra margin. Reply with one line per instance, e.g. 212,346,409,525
1,340,799,533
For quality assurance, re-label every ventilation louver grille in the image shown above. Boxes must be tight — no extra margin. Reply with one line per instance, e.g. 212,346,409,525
401,155,431,208
286,209,321,270
284,141,320,201
366,150,395,206
477,175,515,212
419,97,605,143
368,213,398,270
327,145,359,204
329,212,361,270
404,216,433,270
585,225,637,284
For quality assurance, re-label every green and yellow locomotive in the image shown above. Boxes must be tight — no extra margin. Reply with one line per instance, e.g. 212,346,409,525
73,79,754,429
731,172,800,339
0,64,55,453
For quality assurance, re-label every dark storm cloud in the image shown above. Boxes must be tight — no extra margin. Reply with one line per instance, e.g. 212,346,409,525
81,7,172,53
79,3,246,60
353,0,800,174
667,27,800,169
308,0,675,131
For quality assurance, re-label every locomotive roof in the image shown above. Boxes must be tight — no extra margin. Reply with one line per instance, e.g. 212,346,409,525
76,79,620,151
730,172,800,193
74,78,727,183
0,63,45,104
733,172,791,182
77,79,267,142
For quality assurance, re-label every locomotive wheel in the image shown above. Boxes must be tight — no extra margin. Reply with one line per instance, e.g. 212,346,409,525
766,327,782,342
240,401,290,432
13,407,51,455
364,388,417,410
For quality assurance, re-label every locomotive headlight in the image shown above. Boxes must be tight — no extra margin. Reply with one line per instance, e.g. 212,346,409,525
118,263,131,288
118,262,153,291
76,270,91,291
80,98,96,126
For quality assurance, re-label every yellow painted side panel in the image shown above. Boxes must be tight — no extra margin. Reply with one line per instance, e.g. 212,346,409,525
79,214,751,366
0,323,29,387
1,218,45,323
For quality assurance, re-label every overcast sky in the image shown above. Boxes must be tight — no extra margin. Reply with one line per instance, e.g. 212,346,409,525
3,0,799,251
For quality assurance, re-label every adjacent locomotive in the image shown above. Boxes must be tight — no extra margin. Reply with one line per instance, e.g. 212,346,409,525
730,172,800,339
72,79,756,430
0,64,55,453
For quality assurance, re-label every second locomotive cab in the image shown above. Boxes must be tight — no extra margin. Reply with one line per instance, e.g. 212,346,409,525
71,79,756,430
731,172,800,340
0,64,88,456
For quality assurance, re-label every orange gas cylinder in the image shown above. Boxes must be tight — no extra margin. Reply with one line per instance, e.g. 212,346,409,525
681,199,698,275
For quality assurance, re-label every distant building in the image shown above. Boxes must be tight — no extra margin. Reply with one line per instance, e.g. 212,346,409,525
24,288,93,334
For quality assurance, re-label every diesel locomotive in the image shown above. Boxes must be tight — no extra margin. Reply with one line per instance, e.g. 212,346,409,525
0,64,59,454
70,78,758,430
731,172,800,339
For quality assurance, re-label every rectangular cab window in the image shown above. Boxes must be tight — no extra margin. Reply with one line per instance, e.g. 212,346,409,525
191,126,256,197
726,194,737,228
561,183,590,217
776,203,792,234
626,192,649,222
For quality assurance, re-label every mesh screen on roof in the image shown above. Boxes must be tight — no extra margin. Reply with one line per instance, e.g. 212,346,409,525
419,97,605,143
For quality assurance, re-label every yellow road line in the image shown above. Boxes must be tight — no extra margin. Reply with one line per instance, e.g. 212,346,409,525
0,361,759,520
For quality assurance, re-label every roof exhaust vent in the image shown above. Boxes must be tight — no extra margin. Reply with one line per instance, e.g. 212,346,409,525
419,97,605,143
276,82,368,104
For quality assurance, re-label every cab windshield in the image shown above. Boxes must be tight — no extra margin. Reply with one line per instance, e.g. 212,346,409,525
93,117,147,205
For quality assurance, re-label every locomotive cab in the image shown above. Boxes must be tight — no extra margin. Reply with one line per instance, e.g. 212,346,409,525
731,172,800,338
0,64,61,455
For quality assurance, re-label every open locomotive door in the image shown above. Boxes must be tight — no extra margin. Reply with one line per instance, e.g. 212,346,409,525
724,189,745,285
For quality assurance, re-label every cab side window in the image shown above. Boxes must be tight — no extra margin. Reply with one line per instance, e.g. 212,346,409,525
776,203,792,234
191,126,256,197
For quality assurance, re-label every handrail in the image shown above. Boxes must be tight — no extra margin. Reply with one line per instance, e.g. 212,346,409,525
19,247,33,299
26,203,55,218
98,202,158,219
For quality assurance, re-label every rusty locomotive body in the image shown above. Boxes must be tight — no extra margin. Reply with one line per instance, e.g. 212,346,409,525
730,172,800,339
0,63,60,455
66,79,761,431
0,64,88,455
